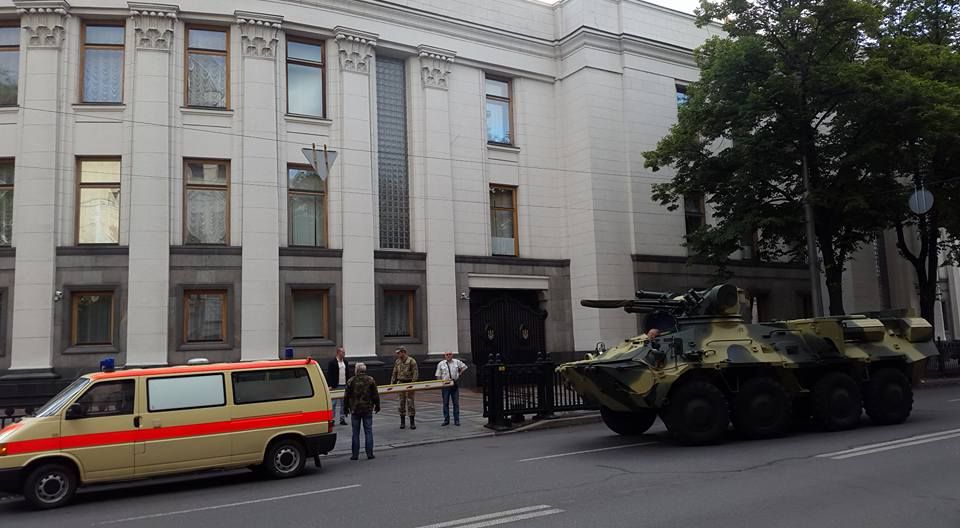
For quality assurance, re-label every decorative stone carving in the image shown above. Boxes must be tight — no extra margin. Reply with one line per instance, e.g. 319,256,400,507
14,1,70,49
334,27,377,74
128,3,178,51
236,11,282,59
418,45,455,90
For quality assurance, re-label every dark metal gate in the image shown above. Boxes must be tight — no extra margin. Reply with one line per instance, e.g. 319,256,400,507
470,292,547,368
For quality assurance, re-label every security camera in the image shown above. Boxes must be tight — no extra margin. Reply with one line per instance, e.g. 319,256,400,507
53,290,64,302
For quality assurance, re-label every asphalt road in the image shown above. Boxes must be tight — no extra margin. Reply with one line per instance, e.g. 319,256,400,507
4,383,960,528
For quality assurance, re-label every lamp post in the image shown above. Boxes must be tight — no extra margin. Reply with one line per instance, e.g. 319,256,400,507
802,154,824,317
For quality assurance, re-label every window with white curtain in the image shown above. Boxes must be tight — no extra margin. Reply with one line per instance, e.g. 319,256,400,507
287,166,325,247
77,159,121,244
0,160,12,246
186,27,228,108
184,290,227,343
286,39,324,117
0,26,19,106
383,290,414,338
82,23,124,104
184,160,229,245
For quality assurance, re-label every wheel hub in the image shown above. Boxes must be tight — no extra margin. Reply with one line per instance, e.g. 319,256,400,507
275,447,300,473
36,473,67,504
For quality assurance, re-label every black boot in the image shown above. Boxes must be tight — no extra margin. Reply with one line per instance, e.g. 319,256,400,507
410,417,417,430
400,416,406,429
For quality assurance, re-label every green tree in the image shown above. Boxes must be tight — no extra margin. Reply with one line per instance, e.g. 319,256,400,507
835,0,960,322
644,0,891,315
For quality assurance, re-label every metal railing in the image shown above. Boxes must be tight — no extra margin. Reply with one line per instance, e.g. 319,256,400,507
482,353,596,430
932,340,960,374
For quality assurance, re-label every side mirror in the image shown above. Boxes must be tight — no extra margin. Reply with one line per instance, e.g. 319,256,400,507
65,403,85,420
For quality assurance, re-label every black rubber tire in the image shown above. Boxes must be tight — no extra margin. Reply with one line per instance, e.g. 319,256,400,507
662,381,729,445
812,372,862,431
22,463,77,510
263,438,307,479
731,377,792,439
600,406,657,436
864,368,913,425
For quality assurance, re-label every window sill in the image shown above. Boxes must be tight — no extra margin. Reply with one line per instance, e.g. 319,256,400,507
288,337,336,347
73,103,126,112
0,105,19,113
64,345,119,355
382,337,423,346
487,143,520,153
177,342,233,353
181,107,233,117
284,114,332,126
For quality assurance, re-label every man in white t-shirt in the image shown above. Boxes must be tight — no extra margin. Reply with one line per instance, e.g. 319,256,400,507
326,347,350,425
435,351,468,426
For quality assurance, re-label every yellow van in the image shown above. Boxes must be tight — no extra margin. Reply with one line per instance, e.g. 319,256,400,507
0,358,336,509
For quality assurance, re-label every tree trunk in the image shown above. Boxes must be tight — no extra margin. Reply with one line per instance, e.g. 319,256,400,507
823,264,846,316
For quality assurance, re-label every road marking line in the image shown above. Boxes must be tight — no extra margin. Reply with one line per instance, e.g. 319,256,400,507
414,505,562,528
96,484,360,524
518,442,656,462
948,398,960,402
817,427,960,460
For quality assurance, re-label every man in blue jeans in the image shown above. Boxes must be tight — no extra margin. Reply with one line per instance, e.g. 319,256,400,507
343,362,381,460
435,351,468,426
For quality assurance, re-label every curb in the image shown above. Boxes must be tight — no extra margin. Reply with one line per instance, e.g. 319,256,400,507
920,377,960,388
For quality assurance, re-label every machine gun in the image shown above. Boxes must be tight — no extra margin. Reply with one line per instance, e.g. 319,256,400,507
580,283,741,318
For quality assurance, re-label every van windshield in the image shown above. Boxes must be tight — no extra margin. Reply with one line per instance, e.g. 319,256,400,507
33,378,91,418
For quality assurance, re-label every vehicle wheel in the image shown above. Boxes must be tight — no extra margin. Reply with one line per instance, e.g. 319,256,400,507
263,438,307,479
662,381,729,445
864,368,913,425
22,463,77,510
812,372,862,431
731,377,792,439
600,406,657,436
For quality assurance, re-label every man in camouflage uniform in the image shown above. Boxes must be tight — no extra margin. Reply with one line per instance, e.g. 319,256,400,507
343,362,381,460
390,346,419,429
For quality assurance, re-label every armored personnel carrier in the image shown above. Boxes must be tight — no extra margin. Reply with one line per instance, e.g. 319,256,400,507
557,284,938,445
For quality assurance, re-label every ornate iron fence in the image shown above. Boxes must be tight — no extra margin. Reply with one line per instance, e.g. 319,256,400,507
482,353,597,430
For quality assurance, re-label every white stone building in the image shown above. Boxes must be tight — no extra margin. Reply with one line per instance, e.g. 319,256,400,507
0,0,825,386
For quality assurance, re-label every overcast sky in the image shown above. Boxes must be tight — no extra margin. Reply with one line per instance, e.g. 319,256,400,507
647,0,700,14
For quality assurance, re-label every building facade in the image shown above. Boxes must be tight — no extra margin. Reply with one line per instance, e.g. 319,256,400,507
0,0,816,385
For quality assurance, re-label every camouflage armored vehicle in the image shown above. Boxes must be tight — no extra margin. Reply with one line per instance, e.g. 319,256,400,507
557,284,938,445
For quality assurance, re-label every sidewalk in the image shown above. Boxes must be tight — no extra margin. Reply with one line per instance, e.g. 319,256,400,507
328,387,600,457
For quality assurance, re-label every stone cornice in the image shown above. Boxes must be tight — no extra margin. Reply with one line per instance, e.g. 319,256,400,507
236,10,282,59
14,0,70,49
334,26,377,74
128,3,178,51
418,45,455,90
557,26,697,70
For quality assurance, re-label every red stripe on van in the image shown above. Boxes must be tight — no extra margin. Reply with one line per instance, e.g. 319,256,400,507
2,410,333,456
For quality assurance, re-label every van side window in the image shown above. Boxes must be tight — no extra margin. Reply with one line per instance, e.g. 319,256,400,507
232,368,315,405
147,374,225,412
74,380,135,417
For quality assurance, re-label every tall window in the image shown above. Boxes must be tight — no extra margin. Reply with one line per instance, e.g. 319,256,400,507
77,159,121,245
291,290,329,339
286,39,324,117
0,160,12,246
684,194,705,237
485,76,512,145
71,292,114,346
676,83,690,107
184,290,227,343
287,166,325,247
0,25,18,106
376,56,410,249
186,27,228,109
81,23,124,104
490,185,518,256
184,159,229,245
383,290,414,338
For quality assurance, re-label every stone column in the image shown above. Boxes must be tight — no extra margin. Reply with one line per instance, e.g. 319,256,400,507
236,11,282,360
9,1,70,371
418,46,457,355
124,3,177,366
335,27,377,355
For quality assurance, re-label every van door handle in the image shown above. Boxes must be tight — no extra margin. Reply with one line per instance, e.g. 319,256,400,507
133,416,141,428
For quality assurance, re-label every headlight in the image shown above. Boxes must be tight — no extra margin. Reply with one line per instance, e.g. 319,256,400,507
0,444,7,456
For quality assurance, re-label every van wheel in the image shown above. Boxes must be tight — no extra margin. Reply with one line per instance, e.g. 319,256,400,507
264,439,306,479
23,463,77,510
